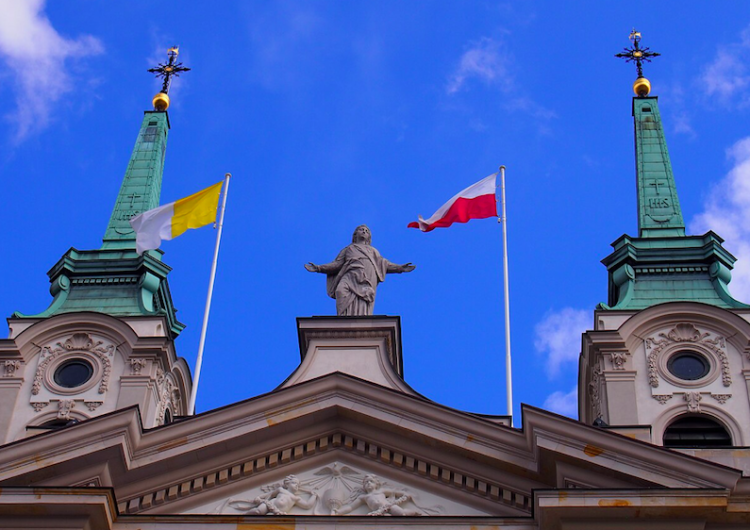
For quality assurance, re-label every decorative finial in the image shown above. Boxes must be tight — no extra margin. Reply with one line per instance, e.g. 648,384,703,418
615,29,660,97
147,46,191,111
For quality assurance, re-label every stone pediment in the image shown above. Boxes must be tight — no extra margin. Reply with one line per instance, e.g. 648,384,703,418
0,372,742,520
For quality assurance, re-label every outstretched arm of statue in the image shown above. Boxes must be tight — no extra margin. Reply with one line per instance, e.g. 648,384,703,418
306,250,346,274
386,261,416,273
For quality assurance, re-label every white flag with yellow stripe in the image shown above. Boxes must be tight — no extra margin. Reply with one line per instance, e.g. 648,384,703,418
129,181,224,255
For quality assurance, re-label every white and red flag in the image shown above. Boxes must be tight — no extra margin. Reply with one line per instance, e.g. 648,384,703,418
408,173,498,232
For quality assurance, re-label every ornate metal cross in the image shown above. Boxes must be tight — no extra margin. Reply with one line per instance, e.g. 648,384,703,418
148,46,191,94
615,30,660,78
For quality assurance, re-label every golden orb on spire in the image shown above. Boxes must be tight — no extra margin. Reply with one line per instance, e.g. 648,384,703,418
633,76,651,97
147,46,190,111
615,30,660,97
152,91,170,111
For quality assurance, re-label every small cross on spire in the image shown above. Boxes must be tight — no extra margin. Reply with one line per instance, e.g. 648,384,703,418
615,30,660,79
148,46,191,95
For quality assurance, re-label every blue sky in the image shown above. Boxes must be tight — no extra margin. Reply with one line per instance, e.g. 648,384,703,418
3,1,750,420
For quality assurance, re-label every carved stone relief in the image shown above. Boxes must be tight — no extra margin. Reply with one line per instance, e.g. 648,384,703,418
3,360,21,377
588,365,603,419
129,358,147,375
652,395,672,405
31,402,48,413
683,392,702,413
155,371,181,424
85,401,103,411
58,399,75,420
711,394,731,404
32,332,115,396
646,323,731,388
215,463,443,516
607,352,628,370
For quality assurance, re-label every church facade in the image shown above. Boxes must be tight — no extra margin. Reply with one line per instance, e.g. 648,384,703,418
2,48,750,529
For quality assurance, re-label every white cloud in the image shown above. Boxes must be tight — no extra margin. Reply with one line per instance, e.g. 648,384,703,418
700,25,750,107
544,386,578,418
534,308,589,379
0,0,103,141
446,37,556,129
447,38,512,94
690,137,750,302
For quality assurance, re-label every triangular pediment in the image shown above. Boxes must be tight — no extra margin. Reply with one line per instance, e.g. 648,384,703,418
0,372,742,519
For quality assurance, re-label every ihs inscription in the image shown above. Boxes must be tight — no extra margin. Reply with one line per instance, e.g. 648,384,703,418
117,211,141,221
648,198,670,209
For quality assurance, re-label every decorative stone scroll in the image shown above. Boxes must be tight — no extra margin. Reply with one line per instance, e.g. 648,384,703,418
588,365,603,419
155,371,181,424
711,394,731,404
652,395,672,405
645,323,731,388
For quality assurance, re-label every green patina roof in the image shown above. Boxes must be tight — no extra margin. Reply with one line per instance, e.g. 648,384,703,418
102,111,169,249
599,96,747,311
13,110,185,337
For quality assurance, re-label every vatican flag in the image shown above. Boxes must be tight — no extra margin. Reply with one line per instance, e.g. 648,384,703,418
129,181,224,255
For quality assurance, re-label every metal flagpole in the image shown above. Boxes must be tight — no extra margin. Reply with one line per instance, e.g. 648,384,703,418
188,172,231,415
498,165,513,421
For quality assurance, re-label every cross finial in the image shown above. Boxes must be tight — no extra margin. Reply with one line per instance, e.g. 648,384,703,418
615,29,660,79
148,46,191,96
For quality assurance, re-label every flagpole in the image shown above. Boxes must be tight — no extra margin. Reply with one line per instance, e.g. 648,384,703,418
498,165,513,422
188,172,231,415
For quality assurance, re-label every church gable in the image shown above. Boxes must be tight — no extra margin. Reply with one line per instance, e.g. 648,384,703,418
0,373,740,521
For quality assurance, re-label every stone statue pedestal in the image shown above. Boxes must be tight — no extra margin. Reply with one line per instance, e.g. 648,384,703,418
281,316,413,394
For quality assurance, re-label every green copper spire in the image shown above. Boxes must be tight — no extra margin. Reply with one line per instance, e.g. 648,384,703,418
633,97,685,238
599,32,747,311
101,111,169,249
11,49,190,337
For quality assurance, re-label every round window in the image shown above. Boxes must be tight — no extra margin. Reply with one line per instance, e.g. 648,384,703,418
53,359,94,388
667,351,709,381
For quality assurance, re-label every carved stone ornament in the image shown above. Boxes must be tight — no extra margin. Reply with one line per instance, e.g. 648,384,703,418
129,358,147,375
85,401,103,411
652,394,673,405
155,372,181,424
645,323,731,388
588,365,603,419
711,394,731,404
3,360,21,377
57,399,76,420
683,392,702,413
216,463,441,516
31,402,48,413
32,332,115,395
609,352,627,370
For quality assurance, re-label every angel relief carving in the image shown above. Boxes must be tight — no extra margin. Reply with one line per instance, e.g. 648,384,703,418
227,475,318,515
216,462,442,516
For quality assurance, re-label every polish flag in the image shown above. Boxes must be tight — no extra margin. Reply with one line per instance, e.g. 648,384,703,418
408,173,497,232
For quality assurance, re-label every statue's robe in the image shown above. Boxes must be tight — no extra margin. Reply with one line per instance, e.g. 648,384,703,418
317,243,399,316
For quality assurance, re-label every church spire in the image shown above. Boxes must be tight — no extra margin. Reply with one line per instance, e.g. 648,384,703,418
13,48,189,336
599,31,747,311
616,30,685,238
101,47,189,249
